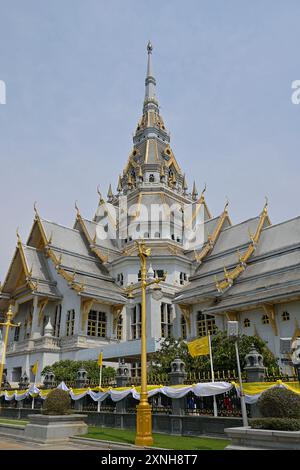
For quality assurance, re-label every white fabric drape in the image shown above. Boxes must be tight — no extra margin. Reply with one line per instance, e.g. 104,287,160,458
0,381,233,402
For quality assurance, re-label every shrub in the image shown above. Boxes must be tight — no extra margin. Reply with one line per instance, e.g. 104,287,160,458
251,418,300,431
43,388,71,415
257,387,300,419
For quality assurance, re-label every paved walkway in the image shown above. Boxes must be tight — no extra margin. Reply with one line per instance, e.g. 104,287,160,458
0,436,116,450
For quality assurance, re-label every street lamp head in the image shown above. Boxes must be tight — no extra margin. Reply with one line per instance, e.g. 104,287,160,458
6,305,13,320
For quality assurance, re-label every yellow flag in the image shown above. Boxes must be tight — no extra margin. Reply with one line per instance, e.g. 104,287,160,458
98,351,103,367
32,360,39,376
188,336,209,357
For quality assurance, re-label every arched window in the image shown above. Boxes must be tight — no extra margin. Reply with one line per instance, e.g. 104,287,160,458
282,311,290,321
262,314,270,325
244,318,250,328
149,174,155,183
181,315,187,339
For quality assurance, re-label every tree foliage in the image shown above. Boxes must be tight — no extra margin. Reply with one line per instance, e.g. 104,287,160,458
150,332,278,374
42,359,116,383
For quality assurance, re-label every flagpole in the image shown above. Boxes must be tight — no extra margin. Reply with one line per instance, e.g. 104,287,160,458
32,367,36,410
208,334,218,417
97,350,103,412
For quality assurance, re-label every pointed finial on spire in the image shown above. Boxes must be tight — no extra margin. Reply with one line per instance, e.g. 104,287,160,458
183,174,188,193
117,175,122,193
192,181,198,201
107,183,113,201
144,41,157,111
147,40,153,54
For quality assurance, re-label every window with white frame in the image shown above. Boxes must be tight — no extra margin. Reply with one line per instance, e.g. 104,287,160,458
160,303,173,338
87,310,106,338
66,309,75,336
131,304,141,339
196,312,217,337
244,318,251,328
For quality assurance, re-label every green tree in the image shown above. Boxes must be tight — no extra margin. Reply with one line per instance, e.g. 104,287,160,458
42,359,116,384
150,332,278,374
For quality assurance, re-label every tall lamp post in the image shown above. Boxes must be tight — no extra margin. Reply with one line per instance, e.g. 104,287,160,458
125,241,165,447
0,305,21,389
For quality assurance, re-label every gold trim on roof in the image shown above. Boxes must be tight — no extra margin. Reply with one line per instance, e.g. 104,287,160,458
16,231,39,292
195,201,229,263
215,200,270,292
75,211,108,263
163,145,181,174
185,185,208,230
32,210,86,294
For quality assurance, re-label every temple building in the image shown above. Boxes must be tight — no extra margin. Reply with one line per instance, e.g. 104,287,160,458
1,43,300,384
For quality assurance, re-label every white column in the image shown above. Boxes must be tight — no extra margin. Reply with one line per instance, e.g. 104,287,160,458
30,296,41,339
126,305,134,340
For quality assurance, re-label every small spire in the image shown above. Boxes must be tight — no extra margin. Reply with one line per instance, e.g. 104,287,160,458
144,41,157,111
107,184,113,201
183,174,188,192
117,175,122,193
192,181,198,200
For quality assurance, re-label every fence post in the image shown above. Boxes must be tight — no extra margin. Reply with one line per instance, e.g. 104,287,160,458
44,372,56,390
244,345,266,418
168,357,187,435
244,345,266,383
115,359,129,417
74,367,88,411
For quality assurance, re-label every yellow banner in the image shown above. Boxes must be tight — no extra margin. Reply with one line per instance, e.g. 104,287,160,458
188,336,209,357
98,351,103,367
32,361,39,376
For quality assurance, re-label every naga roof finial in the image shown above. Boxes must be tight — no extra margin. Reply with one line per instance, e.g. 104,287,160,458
97,186,105,204
75,201,80,216
33,201,39,218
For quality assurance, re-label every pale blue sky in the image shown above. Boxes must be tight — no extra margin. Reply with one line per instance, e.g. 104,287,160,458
0,1,300,279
